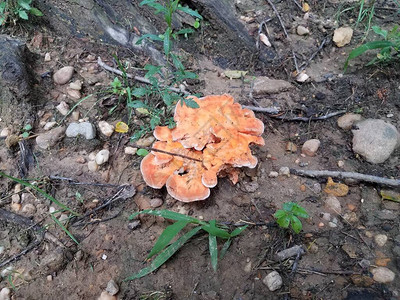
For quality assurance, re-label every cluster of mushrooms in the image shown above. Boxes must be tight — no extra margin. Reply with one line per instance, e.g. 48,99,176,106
140,94,265,202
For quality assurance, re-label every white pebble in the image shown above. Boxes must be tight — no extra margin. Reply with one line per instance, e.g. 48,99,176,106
56,101,70,116
95,150,110,165
374,234,388,247
263,271,282,291
98,121,114,137
44,52,51,62
278,167,290,177
0,128,10,138
0,287,11,300
44,121,57,131
124,147,137,155
268,171,279,178
88,160,99,172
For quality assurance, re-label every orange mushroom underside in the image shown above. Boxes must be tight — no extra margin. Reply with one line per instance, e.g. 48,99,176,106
140,94,265,202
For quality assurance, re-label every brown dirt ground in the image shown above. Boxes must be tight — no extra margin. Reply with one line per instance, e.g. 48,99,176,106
1,0,400,299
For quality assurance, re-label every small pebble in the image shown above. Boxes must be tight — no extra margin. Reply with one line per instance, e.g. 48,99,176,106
22,204,36,215
88,161,99,172
136,136,155,147
49,207,56,214
11,194,20,204
302,139,320,156
337,160,345,168
374,234,388,247
286,142,297,153
387,113,394,118
124,147,137,155
44,52,51,62
69,80,82,90
11,202,21,212
44,121,57,131
337,113,362,130
263,271,282,291
47,275,53,281
67,88,81,100
371,267,395,283
71,111,80,121
0,287,11,300
106,279,119,296
0,128,10,137
324,195,342,214
98,121,114,137
95,150,110,165
101,254,108,260
150,198,163,208
279,167,290,177
128,220,141,230
97,291,117,300
66,122,96,140
268,171,279,178
56,101,70,116
53,66,74,85
297,25,310,35
328,222,337,228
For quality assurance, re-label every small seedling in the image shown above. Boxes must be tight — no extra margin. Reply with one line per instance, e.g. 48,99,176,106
136,149,149,157
274,202,309,234
345,25,400,70
125,209,247,280
0,0,43,26
21,124,32,138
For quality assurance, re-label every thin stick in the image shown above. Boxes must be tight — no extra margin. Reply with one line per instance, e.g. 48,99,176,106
298,37,328,72
272,110,346,121
291,169,400,187
266,0,289,38
133,145,203,162
292,0,302,10
242,105,280,114
49,176,121,188
97,57,188,95
256,18,272,49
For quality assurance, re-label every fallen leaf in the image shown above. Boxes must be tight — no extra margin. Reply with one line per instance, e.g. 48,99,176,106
136,108,150,115
115,121,129,133
324,177,349,197
223,70,248,80
380,189,400,202
375,258,391,267
302,2,310,12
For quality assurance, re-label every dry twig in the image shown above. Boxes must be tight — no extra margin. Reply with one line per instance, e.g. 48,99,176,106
272,110,346,121
266,0,289,38
291,169,400,187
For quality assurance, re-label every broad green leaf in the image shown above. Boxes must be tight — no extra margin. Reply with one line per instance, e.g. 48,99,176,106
21,132,29,138
276,216,290,228
177,5,203,20
150,115,160,129
23,124,32,131
132,87,147,98
372,26,388,39
183,98,200,108
18,10,29,20
230,225,248,237
135,34,163,45
0,172,79,216
282,202,295,212
51,214,79,245
136,149,149,156
18,0,31,10
201,222,231,239
344,40,394,70
140,0,165,13
124,226,202,280
127,100,146,108
273,210,287,219
164,28,171,56
208,233,218,272
29,7,43,16
161,90,173,106
290,216,302,234
291,205,309,219
148,220,189,259
219,239,232,259
144,64,162,78
129,209,201,224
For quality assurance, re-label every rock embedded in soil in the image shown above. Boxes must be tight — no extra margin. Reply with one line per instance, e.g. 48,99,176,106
374,234,388,247
297,25,310,35
53,66,74,85
352,119,400,164
240,181,259,193
124,147,137,155
135,136,155,147
36,126,66,150
67,88,81,100
40,247,67,272
279,167,290,177
88,160,99,172
69,80,82,90
337,113,362,130
150,198,163,208
333,27,353,47
97,291,117,300
44,52,51,62
66,122,96,139
268,171,279,178
252,76,294,95
0,128,10,137
44,121,57,131
56,101,70,116
98,121,114,137
263,271,283,291
0,287,10,300
106,279,119,296
324,195,341,214
302,139,320,156
95,149,110,165
371,267,395,283
21,204,36,215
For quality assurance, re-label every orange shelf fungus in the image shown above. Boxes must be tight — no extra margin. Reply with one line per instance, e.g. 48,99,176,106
140,94,265,202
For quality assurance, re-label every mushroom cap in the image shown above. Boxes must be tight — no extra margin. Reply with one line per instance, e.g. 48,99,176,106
153,126,173,141
172,94,264,150
166,163,210,202
140,154,183,189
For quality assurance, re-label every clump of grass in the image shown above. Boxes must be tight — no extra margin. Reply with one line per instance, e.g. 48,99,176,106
125,209,247,280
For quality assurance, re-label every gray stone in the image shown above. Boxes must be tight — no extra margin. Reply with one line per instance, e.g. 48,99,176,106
36,126,66,149
263,271,282,291
278,167,290,177
66,122,96,139
252,76,294,95
40,247,67,272
53,66,74,85
302,139,321,156
297,25,310,36
106,279,119,296
150,198,163,208
337,113,362,130
377,209,397,220
352,119,400,164
371,267,395,283
324,195,341,214
240,181,259,193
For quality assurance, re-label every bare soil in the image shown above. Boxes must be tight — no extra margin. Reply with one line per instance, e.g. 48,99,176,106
1,1,400,299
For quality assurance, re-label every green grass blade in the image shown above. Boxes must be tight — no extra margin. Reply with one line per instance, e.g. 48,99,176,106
51,214,80,245
208,234,218,272
129,209,201,224
230,225,248,237
147,220,189,259
124,226,202,280
163,28,171,56
0,172,79,216
219,238,232,259
201,221,231,239
344,40,394,70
